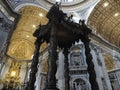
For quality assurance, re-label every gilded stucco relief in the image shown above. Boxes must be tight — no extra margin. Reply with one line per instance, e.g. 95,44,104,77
104,54,115,71
7,6,48,60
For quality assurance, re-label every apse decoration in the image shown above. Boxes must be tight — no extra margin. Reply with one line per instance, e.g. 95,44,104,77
7,6,48,61
28,3,99,90
1,61,21,90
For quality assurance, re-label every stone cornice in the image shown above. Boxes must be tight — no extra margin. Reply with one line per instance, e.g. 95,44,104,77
38,0,99,12
90,32,120,53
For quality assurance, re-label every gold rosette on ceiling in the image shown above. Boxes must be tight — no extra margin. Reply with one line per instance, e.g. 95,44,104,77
7,6,48,60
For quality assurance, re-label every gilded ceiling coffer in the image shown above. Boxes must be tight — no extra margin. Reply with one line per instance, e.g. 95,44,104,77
28,3,99,90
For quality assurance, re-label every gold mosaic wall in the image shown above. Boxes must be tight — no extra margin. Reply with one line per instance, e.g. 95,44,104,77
7,6,48,60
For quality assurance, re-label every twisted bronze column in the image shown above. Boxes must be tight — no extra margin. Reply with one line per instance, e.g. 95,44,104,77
63,48,70,90
28,38,43,90
82,36,99,90
46,22,59,90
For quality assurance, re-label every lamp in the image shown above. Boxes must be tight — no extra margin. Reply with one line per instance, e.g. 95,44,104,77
10,71,16,77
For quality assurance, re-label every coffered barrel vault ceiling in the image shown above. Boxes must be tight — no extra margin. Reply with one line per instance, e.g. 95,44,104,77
7,6,48,60
88,0,120,47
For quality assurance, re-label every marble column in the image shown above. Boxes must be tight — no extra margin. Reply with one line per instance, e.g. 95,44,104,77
0,59,11,79
91,49,104,90
35,65,42,90
98,50,112,90
19,62,28,83
23,62,29,83
56,51,65,90
0,62,5,78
